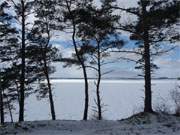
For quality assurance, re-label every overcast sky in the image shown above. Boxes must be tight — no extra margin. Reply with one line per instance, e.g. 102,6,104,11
2,0,179,78
52,40,180,79
50,0,180,79
50,0,180,78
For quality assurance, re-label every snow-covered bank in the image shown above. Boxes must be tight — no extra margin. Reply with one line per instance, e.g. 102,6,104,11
1,113,180,135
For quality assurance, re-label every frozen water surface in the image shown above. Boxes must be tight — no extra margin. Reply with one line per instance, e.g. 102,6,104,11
7,79,180,121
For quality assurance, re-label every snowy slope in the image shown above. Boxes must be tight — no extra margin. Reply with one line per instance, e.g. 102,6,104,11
1,113,180,135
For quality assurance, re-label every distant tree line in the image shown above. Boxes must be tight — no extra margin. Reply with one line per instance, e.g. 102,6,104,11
0,0,179,124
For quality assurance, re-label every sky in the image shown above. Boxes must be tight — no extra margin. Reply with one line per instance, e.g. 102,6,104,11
2,0,180,79
51,37,180,79
50,0,180,79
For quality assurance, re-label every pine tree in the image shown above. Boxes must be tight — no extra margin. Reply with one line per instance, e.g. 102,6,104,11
28,0,62,120
5,0,42,122
113,0,180,113
76,0,123,120
62,0,123,120
61,0,94,120
0,1,19,124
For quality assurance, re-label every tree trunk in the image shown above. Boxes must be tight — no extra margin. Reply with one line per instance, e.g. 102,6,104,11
2,90,13,123
0,83,4,125
82,64,89,120
144,41,153,113
43,58,56,120
66,1,89,120
6,95,14,123
142,1,153,113
19,0,26,122
73,28,89,121
96,42,102,120
73,37,89,121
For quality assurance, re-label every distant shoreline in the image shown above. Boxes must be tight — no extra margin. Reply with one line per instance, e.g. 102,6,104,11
42,78,180,84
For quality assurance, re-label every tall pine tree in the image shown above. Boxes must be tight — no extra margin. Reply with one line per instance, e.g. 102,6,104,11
61,0,94,120
113,0,180,112
0,1,19,124
5,0,42,122
28,0,62,120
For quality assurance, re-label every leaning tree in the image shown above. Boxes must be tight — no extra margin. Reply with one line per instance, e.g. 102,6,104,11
61,0,95,120
28,0,62,121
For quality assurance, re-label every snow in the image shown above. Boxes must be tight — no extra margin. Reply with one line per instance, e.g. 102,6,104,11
1,113,180,135
2,80,180,135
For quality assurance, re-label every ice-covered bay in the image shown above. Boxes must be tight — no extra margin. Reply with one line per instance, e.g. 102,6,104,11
8,79,180,122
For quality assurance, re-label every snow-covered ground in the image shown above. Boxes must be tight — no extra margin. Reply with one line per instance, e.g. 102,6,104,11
6,79,180,122
1,113,180,135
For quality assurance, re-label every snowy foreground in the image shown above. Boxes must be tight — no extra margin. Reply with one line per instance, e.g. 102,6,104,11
1,113,180,135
